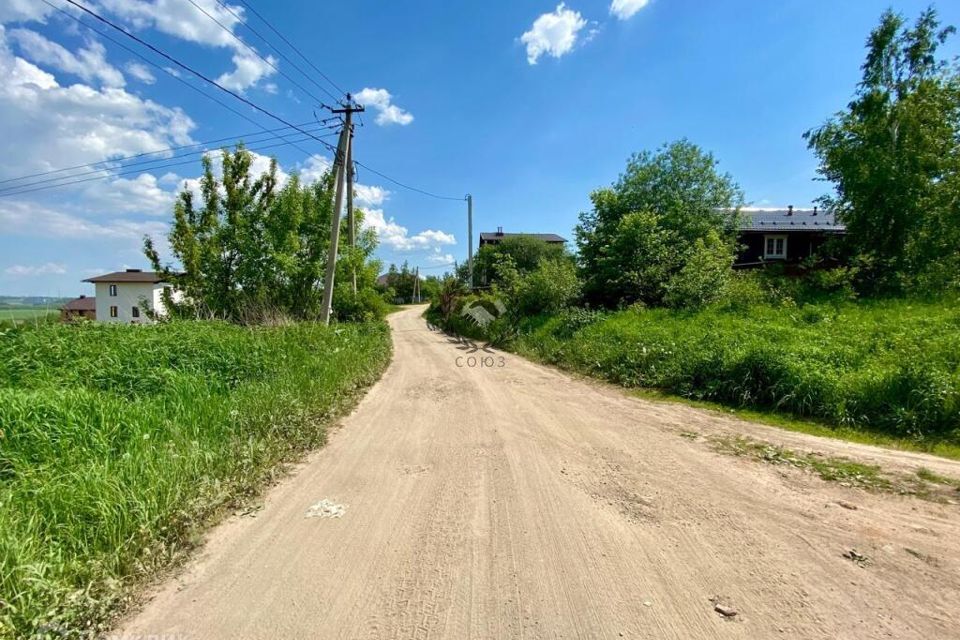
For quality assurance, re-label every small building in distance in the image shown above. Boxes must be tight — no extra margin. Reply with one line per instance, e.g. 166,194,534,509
82,269,179,324
479,227,567,247
734,206,846,268
60,295,96,322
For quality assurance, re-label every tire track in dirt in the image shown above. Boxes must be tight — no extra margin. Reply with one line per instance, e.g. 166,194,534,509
119,306,960,639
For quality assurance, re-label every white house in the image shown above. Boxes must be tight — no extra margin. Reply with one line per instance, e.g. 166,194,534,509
82,269,179,324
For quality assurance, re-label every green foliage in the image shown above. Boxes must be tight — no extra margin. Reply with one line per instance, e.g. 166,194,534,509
0,321,391,637
473,235,569,287
434,276,467,322
377,262,441,304
332,286,390,322
144,145,385,323
805,8,960,293
663,231,732,309
514,298,960,444
551,307,606,338
577,140,744,307
0,309,59,328
498,256,581,316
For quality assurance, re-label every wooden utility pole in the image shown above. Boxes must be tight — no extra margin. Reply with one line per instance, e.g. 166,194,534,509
319,96,364,325
466,194,473,288
346,127,357,295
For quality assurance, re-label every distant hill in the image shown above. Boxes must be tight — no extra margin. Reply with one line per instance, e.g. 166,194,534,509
0,296,72,309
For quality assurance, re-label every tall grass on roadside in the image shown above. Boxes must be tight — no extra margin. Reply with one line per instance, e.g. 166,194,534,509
513,298,960,444
0,320,391,638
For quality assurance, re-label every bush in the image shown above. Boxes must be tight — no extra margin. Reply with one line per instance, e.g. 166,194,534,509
664,231,732,309
513,298,960,443
507,258,580,316
333,286,390,322
718,272,771,312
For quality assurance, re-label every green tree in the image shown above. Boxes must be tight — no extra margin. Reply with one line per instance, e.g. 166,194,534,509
145,145,384,322
663,230,733,309
500,257,581,316
805,8,960,292
380,261,418,302
473,235,570,286
576,140,743,307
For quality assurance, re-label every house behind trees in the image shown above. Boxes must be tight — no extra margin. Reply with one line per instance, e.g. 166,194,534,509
60,295,96,322
479,227,567,247
82,269,180,324
734,207,846,268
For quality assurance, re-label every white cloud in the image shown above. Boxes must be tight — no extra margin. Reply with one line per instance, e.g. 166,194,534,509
4,263,67,276
0,25,195,181
0,200,167,241
125,61,155,84
609,0,651,20
81,173,176,215
354,88,414,126
0,0,53,23
298,154,332,183
96,0,275,91
8,28,125,87
426,251,454,265
216,48,276,91
97,0,241,48
362,209,456,251
354,184,388,207
520,3,587,65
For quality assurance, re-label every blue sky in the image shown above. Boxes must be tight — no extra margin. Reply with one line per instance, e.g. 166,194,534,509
1,0,958,297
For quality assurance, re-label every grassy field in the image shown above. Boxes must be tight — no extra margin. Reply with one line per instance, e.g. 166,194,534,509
0,307,59,325
0,320,391,638
512,298,960,450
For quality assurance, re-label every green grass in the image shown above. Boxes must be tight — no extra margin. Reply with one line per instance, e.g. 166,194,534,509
708,434,960,501
512,297,960,449
0,308,59,325
709,435,892,491
627,388,960,461
0,320,391,638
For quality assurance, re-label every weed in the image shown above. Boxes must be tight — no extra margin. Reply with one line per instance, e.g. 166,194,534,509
709,435,891,492
916,467,960,489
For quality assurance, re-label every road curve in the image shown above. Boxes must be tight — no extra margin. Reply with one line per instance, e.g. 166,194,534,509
121,305,960,639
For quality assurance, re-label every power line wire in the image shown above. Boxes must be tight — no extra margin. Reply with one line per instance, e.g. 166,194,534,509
61,0,340,158
0,123,336,191
42,0,320,160
0,132,330,198
212,0,341,103
43,1,467,210
354,161,465,201
234,0,346,98
183,0,327,106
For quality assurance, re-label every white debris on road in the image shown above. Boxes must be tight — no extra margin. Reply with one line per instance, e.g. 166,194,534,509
305,499,346,519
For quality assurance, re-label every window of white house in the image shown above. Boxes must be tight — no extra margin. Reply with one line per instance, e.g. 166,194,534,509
109,284,117,296
110,306,118,318
764,234,787,259
132,307,140,319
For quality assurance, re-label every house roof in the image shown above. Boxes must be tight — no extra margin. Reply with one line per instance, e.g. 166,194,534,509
82,269,167,283
738,208,846,232
479,232,567,243
62,296,96,311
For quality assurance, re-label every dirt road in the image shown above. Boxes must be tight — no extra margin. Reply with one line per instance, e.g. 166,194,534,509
121,306,960,639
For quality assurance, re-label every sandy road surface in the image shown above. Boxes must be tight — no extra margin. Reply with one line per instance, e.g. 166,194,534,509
121,305,960,639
